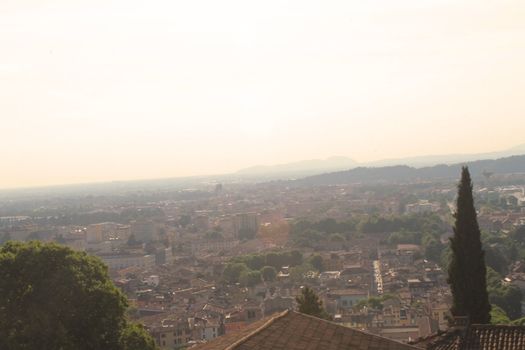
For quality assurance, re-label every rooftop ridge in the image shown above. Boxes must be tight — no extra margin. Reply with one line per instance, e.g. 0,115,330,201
411,323,525,349
286,311,421,349
469,324,525,329
223,310,290,350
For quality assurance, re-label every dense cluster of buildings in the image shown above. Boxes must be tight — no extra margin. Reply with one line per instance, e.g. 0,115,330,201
1,179,525,349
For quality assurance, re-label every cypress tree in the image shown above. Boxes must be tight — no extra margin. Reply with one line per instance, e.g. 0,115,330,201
447,167,491,324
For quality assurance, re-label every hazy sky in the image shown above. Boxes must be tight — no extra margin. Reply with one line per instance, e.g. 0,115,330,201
1,0,525,188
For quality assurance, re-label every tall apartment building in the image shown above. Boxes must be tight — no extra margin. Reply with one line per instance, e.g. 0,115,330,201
86,222,122,243
232,213,259,238
99,253,155,270
86,223,105,243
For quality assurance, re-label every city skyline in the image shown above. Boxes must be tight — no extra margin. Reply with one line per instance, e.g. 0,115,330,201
2,0,525,188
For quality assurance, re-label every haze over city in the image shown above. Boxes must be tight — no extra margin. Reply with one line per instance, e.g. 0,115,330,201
2,0,525,189
3,1,525,349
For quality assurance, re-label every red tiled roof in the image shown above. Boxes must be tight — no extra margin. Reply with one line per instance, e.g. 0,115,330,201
192,310,419,350
413,330,461,350
416,324,525,350
463,325,525,349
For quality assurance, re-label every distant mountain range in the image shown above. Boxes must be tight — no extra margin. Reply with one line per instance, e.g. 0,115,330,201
236,156,358,178
4,145,524,195
297,154,525,186
235,144,525,179
365,143,525,168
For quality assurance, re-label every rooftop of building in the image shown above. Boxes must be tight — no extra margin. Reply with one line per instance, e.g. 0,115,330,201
193,310,419,350
413,324,525,350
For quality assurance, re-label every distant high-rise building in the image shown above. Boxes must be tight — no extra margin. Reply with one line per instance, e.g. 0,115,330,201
233,213,259,238
86,223,105,243
86,222,123,242
115,225,131,240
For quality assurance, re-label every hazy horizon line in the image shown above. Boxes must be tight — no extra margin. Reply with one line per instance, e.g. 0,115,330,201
2,144,524,192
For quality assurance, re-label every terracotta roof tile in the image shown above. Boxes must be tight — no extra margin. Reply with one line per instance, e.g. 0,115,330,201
193,310,419,350
416,324,525,350
463,324,525,349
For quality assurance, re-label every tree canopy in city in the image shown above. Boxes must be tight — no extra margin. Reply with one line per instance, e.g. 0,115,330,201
447,167,491,324
296,286,331,320
261,265,277,282
0,241,157,350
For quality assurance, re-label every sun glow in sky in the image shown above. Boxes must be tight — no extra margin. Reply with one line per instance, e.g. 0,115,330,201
1,0,525,188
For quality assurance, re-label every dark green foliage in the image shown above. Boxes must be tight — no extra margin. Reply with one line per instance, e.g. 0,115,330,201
447,167,491,324
315,218,354,233
479,230,522,275
511,317,525,326
231,250,303,271
289,250,303,266
486,267,503,289
289,263,315,282
0,241,156,350
354,294,398,311
296,286,331,320
490,286,523,320
232,254,265,270
224,251,303,285
290,219,356,247
223,262,250,283
261,266,277,282
303,218,355,234
385,220,446,262
308,254,324,272
511,226,525,244
484,245,509,275
120,323,157,350
490,305,511,325
291,214,446,250
424,238,444,262
239,270,261,287
358,213,445,235
387,230,419,245
486,268,522,320
290,228,323,248
265,252,284,269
